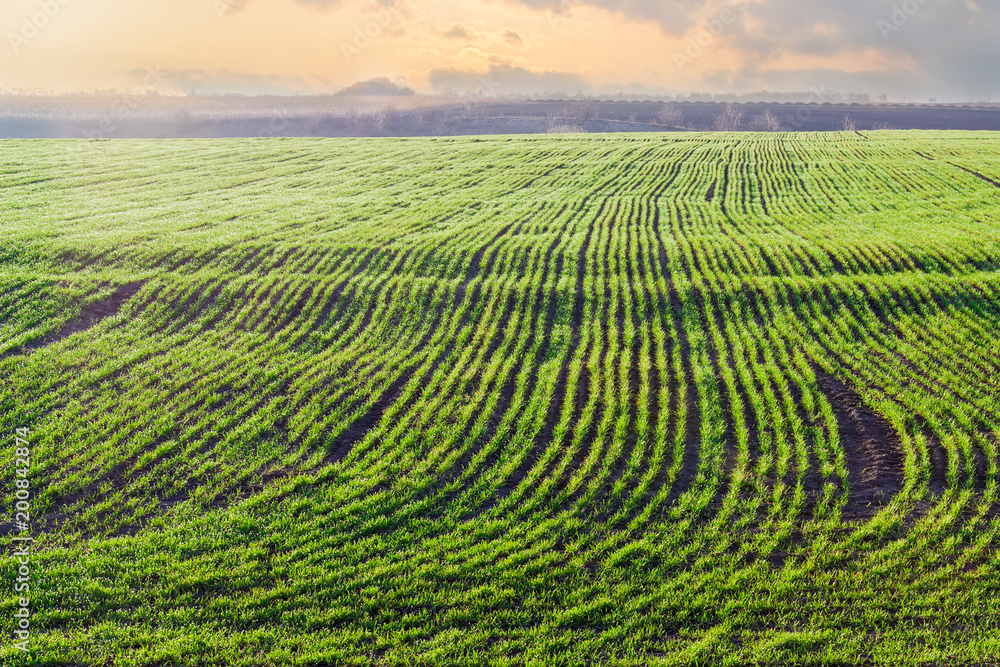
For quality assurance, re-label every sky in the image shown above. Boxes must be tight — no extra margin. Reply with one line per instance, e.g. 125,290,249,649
1,0,996,100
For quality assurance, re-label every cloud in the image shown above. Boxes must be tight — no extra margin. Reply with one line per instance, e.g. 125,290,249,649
510,0,705,35
443,23,475,39
156,70,334,96
500,28,524,46
504,0,1000,98
439,23,525,48
132,0,999,100
429,64,588,96
724,0,1000,97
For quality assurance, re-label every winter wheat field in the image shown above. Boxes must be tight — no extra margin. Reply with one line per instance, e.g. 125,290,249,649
2,132,1000,665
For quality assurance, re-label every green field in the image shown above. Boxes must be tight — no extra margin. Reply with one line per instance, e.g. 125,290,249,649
2,132,1000,665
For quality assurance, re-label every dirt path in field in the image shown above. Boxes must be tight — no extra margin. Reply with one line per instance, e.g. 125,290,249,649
2,281,147,360
814,369,905,518
58,281,147,337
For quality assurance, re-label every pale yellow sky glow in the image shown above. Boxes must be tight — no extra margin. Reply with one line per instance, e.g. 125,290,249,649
0,0,993,97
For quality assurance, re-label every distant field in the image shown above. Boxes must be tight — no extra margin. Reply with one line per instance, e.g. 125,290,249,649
2,132,1000,665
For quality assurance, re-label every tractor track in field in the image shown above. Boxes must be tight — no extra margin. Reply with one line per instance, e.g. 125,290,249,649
0,280,148,361
950,162,1000,189
812,367,906,519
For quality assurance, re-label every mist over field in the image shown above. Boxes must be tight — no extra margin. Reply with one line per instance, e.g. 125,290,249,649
3,92,999,138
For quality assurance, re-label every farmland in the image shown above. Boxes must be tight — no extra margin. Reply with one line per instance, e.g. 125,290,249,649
1,132,1000,664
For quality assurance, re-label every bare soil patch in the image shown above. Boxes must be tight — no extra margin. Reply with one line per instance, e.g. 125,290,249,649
813,368,905,519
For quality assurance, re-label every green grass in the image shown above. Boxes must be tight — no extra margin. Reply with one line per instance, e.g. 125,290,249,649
1,132,999,665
